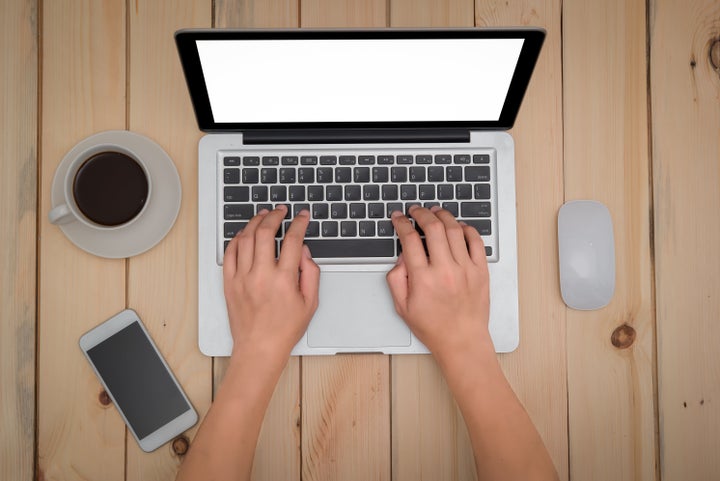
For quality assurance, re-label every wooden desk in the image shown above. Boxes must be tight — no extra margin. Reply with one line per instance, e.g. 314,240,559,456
2,0,719,479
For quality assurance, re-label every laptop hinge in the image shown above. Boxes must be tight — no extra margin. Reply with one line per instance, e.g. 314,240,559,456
242,129,471,145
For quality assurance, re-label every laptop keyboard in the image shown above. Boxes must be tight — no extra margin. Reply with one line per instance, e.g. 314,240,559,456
218,150,497,264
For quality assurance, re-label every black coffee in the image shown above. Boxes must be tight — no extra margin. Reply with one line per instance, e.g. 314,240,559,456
73,151,149,227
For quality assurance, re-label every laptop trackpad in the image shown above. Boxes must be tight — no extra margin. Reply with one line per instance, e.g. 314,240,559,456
307,270,412,349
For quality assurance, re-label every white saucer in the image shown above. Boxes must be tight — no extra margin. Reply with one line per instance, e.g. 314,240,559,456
51,130,182,258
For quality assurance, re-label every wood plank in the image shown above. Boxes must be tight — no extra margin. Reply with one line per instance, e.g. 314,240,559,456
297,5,390,481
38,1,128,480
563,0,657,479
302,355,390,481
0,1,37,480
211,3,302,481
125,0,212,479
388,3,475,481
474,1,569,479
651,0,720,478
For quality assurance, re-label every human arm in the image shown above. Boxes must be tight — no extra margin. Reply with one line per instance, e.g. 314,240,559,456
386,205,558,481
176,205,319,481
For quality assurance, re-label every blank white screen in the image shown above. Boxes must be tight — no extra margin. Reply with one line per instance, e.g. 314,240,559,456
197,38,524,123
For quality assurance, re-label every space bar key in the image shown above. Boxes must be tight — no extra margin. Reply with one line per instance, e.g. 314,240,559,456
304,239,395,258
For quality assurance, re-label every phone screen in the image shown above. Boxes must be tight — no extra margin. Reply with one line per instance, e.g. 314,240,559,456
86,321,191,439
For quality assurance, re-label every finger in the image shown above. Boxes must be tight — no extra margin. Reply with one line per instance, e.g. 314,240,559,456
462,223,488,268
386,254,409,317
223,233,239,283
432,206,471,264
391,210,428,270
409,206,454,265
299,245,321,312
235,209,269,273
252,205,287,268
278,209,311,271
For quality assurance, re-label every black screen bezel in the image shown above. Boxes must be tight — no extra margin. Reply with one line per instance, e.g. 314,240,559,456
175,28,545,132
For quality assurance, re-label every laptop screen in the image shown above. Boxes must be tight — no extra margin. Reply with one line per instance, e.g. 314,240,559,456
176,29,545,131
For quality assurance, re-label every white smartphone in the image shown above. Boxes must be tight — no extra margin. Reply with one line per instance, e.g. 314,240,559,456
79,309,198,452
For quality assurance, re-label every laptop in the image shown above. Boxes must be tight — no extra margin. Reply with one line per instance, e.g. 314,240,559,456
175,28,545,356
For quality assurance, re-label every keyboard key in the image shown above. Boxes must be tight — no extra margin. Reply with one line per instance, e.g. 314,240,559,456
293,203,310,217
306,221,320,237
326,185,343,201
349,203,366,219
317,167,333,183
224,204,254,220
428,166,444,182
405,202,421,215
461,202,491,217
377,221,394,237
475,184,491,199
368,203,385,218
391,166,407,182
270,185,287,202
473,154,490,164
435,154,451,164
401,184,417,200
341,221,357,237
378,155,394,164
242,168,259,184
446,166,462,182
305,239,394,258
461,219,491,235
363,185,380,201
409,167,426,182
224,156,241,166
321,221,338,237
262,156,279,166
281,156,298,165
456,184,472,199
330,203,347,219
416,154,432,164
387,202,403,217
251,186,268,202
419,184,435,200
260,168,277,183
320,155,337,165
359,221,376,237
344,185,361,201
301,155,318,165
339,155,356,165
335,167,352,183
358,155,375,165
354,167,370,183
442,202,459,216
424,201,440,209
289,185,305,201
243,156,260,166
397,154,413,164
453,154,471,164
465,166,491,181
224,222,248,238
298,168,315,184
485,246,492,256
224,186,249,202
308,185,324,201
313,203,329,219
279,168,296,183
373,166,389,183
275,203,291,219
382,184,399,200
437,184,454,200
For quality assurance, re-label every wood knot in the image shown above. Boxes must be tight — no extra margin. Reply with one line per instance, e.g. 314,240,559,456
610,324,636,349
710,39,720,71
98,390,112,406
172,435,190,456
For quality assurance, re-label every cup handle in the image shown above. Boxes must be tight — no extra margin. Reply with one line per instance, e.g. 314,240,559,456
48,203,76,225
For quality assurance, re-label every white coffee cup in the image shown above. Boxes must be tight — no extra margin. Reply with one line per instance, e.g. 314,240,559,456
49,143,152,229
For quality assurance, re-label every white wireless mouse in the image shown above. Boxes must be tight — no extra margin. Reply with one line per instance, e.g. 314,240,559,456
557,200,615,310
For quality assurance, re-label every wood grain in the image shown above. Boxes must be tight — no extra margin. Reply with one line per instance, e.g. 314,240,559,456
563,0,657,479
475,1,569,479
125,0,212,479
389,0,473,27
0,0,37,480
651,0,720,479
212,3,301,480
301,0,388,28
38,1,128,480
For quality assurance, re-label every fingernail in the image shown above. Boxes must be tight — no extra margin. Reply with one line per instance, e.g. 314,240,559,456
391,210,403,218
258,208,269,215
297,209,310,217
277,204,288,211
430,205,441,213
408,204,419,212
459,221,467,226
302,244,312,258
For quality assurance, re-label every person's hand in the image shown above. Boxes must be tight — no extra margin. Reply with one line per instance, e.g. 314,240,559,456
386,205,492,362
223,205,320,364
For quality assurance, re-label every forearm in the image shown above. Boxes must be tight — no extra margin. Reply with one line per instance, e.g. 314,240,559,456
437,341,558,481
176,350,286,481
